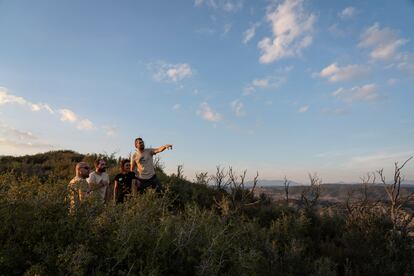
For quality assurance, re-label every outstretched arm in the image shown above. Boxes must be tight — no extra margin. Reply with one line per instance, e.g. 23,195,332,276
153,144,173,155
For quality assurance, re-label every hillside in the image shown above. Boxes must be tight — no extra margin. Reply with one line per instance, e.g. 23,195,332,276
0,151,413,275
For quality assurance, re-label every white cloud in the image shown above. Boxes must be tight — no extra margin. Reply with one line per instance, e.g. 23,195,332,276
0,123,54,154
173,104,181,111
0,90,97,131
252,78,269,88
298,105,309,113
258,0,316,64
230,99,245,117
339,6,357,19
57,109,96,131
328,24,346,37
243,22,260,44
194,0,204,6
77,119,94,131
58,109,78,122
0,88,54,114
0,87,106,134
332,84,378,102
243,85,256,96
0,123,37,141
103,125,117,137
29,103,54,114
359,23,408,60
0,89,27,105
152,62,193,82
244,75,286,95
223,23,232,34
396,53,414,74
318,63,369,82
195,0,243,12
197,102,223,122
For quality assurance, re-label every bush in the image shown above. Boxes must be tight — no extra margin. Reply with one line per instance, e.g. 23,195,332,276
0,152,413,275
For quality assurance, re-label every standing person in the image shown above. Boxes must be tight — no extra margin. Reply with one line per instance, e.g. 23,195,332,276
114,159,137,203
68,162,90,212
131,137,172,193
87,158,110,203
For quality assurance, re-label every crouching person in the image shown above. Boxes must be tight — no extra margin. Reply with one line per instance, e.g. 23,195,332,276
68,162,90,213
114,159,137,203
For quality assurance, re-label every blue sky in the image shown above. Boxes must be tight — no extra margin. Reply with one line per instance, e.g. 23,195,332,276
1,0,413,183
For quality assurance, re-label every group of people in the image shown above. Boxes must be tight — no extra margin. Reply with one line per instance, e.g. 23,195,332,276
68,137,173,210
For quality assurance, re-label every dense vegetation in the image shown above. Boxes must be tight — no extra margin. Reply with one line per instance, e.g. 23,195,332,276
0,151,413,275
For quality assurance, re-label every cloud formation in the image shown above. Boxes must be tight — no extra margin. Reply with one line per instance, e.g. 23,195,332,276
244,75,286,95
173,104,181,111
258,0,316,64
298,105,309,113
243,22,260,44
0,87,96,132
0,88,54,114
332,84,378,102
339,6,357,19
0,123,54,153
102,125,117,137
197,102,223,122
77,119,95,131
230,99,245,117
223,23,232,34
194,0,243,12
152,62,194,82
0,123,37,141
58,109,78,122
359,23,408,60
318,63,369,82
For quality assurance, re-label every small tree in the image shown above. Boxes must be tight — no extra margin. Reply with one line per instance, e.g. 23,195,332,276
283,176,290,205
211,165,229,190
194,172,210,185
301,173,321,210
378,157,414,235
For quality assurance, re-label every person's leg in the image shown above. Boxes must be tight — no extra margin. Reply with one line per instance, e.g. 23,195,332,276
151,175,162,193
138,178,152,194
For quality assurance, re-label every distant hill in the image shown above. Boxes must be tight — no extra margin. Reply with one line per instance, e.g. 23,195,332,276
246,179,302,187
255,183,414,203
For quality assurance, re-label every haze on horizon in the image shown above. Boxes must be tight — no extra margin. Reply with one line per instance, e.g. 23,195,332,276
0,0,413,183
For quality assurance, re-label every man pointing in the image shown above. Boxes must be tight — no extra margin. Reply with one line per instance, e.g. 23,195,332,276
131,137,172,193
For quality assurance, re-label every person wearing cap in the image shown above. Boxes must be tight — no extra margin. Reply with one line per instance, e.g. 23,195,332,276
68,162,90,212
131,137,172,193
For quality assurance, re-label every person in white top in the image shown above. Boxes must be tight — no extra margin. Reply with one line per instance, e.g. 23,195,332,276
87,158,110,202
131,137,172,193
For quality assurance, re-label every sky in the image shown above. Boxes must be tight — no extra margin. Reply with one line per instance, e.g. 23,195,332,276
0,0,414,183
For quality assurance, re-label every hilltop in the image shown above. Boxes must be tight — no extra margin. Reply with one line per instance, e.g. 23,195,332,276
0,150,413,275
